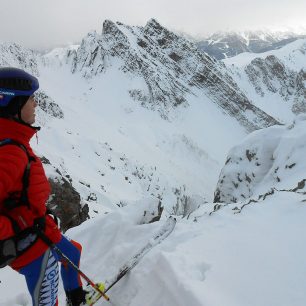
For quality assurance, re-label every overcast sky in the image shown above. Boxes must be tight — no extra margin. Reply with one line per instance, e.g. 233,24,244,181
1,0,306,50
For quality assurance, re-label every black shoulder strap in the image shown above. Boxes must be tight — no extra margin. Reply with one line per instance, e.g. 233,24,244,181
0,138,34,208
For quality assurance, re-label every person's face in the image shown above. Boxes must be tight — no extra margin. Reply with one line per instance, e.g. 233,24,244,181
20,95,37,125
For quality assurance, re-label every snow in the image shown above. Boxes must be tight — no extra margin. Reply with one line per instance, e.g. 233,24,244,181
223,38,306,72
0,34,306,306
2,192,305,306
33,59,246,213
43,45,79,64
222,38,306,124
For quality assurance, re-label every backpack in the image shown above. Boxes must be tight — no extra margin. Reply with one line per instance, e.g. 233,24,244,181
0,139,38,268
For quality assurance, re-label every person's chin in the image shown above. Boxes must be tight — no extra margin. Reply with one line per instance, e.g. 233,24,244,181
30,117,35,125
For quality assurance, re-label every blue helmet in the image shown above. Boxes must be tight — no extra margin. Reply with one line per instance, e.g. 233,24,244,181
0,67,39,107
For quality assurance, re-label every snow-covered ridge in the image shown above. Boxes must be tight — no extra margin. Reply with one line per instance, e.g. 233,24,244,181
51,19,279,131
42,45,79,66
0,42,39,76
223,38,306,70
223,39,306,123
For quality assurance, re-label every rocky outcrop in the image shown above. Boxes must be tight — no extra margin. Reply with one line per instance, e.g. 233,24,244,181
292,70,306,113
47,177,89,232
213,133,282,203
245,55,306,115
0,42,39,76
68,19,278,131
214,115,306,204
35,90,64,119
41,157,89,232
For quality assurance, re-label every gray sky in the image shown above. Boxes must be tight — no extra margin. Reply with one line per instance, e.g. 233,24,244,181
1,0,306,50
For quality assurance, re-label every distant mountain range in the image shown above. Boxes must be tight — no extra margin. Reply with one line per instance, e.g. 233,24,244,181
195,30,306,59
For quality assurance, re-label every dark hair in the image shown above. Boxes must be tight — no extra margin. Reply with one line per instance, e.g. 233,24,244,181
0,96,29,118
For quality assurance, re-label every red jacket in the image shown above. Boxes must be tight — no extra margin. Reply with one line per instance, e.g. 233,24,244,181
0,118,61,270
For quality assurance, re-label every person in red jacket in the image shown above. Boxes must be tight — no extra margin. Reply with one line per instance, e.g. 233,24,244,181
0,68,94,306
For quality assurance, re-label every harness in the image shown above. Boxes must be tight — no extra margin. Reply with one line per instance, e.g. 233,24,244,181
0,138,57,268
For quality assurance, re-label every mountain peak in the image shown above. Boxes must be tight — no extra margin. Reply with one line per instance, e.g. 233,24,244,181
85,30,99,40
102,19,119,35
62,18,279,130
144,18,168,34
146,18,162,28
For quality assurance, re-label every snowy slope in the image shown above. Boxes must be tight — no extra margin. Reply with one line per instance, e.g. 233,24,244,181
66,19,278,132
1,182,305,306
69,116,306,306
223,38,306,70
35,60,246,216
223,39,306,123
49,193,306,306
0,35,253,220
0,22,305,306
1,90,306,305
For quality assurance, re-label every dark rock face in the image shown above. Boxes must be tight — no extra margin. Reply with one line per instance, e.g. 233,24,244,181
196,31,306,60
68,19,278,131
35,90,64,119
245,55,306,114
47,177,89,232
292,70,306,114
246,55,294,97
41,157,89,232
140,200,163,224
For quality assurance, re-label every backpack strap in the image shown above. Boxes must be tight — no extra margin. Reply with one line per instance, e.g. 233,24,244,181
0,138,35,209
0,139,59,267
0,139,58,225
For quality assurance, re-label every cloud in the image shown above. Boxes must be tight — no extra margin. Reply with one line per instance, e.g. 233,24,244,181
1,0,305,50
